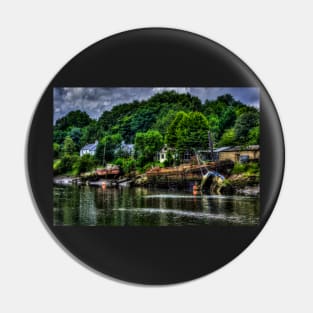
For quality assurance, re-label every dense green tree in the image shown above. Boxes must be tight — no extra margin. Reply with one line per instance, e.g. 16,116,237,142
95,133,122,164
218,128,236,147
115,115,133,143
152,109,177,136
80,121,100,147
206,114,220,142
135,130,163,166
98,110,113,132
53,143,60,159
53,129,67,145
219,106,236,136
247,126,260,145
165,111,188,147
55,110,92,131
114,157,136,175
53,154,78,175
62,136,76,155
234,112,259,144
69,127,82,149
176,112,210,152
72,154,96,175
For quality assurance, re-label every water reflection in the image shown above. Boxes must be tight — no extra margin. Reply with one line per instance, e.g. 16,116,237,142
54,185,259,226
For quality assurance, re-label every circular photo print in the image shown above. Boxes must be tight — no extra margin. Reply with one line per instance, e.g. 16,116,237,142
27,28,284,284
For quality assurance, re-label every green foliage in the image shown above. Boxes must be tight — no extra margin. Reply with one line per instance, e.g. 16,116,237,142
53,91,260,175
94,141,105,165
53,154,78,175
135,130,163,166
95,133,122,164
80,121,101,147
232,162,260,177
234,112,259,144
219,106,236,134
53,159,62,174
175,111,210,151
232,162,246,174
53,129,67,145
247,126,260,145
69,127,82,149
218,128,236,147
98,110,114,132
53,143,60,159
152,109,177,136
114,157,136,175
62,136,76,155
206,114,220,142
141,161,164,173
55,110,92,131
163,150,175,167
72,154,96,176
246,162,260,175
165,111,187,147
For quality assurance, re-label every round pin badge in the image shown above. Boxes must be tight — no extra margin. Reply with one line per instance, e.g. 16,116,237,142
27,28,284,284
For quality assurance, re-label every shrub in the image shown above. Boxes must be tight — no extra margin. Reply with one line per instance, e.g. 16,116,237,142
114,157,136,175
53,154,77,175
232,163,246,174
231,161,260,177
72,154,96,175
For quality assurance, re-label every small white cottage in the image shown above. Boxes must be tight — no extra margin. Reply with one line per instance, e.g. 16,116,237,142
80,140,98,157
120,141,135,155
157,145,170,163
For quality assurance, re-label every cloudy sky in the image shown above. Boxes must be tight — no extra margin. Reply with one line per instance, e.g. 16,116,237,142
53,87,259,122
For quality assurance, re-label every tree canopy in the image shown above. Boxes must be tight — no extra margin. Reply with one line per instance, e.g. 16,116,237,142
53,91,260,175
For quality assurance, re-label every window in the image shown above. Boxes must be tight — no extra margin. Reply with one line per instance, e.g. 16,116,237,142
239,155,249,163
184,152,191,160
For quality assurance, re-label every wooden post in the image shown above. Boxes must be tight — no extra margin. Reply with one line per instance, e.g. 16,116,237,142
208,131,214,161
103,142,106,166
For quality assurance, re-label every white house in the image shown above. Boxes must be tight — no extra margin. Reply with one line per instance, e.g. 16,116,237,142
120,141,135,155
80,140,98,157
157,145,172,163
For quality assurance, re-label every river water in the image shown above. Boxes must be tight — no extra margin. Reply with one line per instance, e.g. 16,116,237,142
54,185,259,226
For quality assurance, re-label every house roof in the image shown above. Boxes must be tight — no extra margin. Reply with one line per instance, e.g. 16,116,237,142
122,143,134,150
81,143,97,151
213,146,232,153
217,145,260,152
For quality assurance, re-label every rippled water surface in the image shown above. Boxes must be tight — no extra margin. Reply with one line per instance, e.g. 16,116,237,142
53,185,260,226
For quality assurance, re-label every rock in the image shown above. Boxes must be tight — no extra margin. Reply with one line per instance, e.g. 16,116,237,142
134,174,148,186
236,186,260,196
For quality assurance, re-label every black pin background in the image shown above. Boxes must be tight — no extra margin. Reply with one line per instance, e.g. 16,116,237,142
27,28,284,284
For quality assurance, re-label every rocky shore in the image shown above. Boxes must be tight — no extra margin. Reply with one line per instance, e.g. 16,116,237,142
54,172,259,197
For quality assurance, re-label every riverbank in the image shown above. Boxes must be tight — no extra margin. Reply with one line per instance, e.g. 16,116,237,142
54,169,260,196
219,173,260,196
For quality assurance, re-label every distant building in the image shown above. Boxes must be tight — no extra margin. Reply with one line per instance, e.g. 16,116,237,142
216,145,260,163
157,145,194,163
80,140,98,157
120,141,134,155
157,145,170,163
212,146,232,161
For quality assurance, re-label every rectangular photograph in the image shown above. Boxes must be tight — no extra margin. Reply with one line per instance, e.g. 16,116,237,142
53,87,260,226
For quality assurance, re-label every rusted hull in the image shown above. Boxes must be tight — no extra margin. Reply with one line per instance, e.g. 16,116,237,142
95,169,120,177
